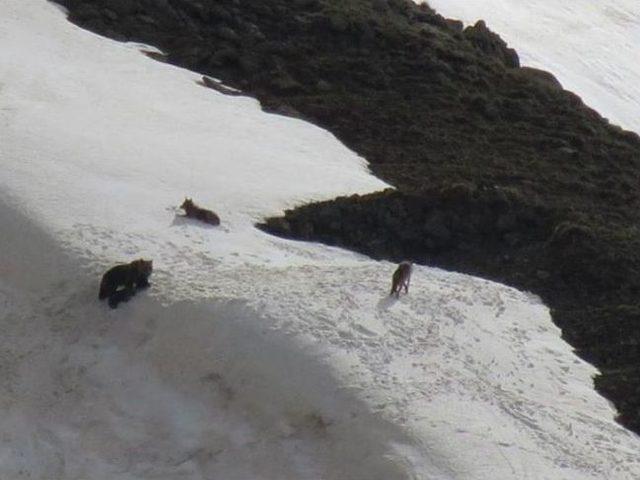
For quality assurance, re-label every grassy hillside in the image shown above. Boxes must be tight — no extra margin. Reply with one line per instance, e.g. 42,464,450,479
55,0,640,432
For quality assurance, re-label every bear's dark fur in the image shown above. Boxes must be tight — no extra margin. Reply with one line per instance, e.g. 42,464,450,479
180,198,220,226
99,259,153,309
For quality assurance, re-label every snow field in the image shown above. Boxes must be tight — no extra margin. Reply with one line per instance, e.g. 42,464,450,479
0,199,417,479
1,0,640,479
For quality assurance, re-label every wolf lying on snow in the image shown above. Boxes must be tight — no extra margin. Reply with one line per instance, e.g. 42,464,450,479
180,198,220,226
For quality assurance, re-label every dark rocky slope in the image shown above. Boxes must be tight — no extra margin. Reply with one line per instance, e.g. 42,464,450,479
53,0,640,432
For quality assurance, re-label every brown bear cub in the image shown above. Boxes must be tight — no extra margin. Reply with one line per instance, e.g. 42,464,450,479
390,261,412,298
180,198,220,226
99,259,153,309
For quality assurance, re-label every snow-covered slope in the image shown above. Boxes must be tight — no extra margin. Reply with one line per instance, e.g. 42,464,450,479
428,0,640,134
1,1,640,478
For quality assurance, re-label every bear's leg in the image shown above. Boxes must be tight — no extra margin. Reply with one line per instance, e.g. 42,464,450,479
108,294,120,309
108,289,135,308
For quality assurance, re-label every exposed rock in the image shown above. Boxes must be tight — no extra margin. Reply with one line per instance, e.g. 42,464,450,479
198,76,245,96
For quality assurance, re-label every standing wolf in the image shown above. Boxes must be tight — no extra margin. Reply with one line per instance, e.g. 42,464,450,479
390,261,412,297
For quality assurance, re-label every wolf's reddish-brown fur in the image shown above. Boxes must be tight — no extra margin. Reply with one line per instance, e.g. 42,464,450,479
180,198,220,226
390,261,412,297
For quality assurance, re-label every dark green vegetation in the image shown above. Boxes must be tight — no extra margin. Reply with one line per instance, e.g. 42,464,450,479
55,0,640,432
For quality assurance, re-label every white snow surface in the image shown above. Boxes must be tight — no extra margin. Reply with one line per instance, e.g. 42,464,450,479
1,1,640,479
427,0,640,134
